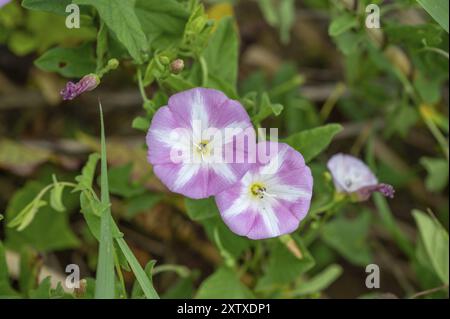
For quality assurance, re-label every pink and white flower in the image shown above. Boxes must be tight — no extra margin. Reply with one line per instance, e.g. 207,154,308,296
327,153,395,201
215,142,313,240
146,88,254,199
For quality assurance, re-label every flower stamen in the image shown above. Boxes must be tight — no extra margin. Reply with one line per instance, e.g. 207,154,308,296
194,140,211,160
250,183,268,199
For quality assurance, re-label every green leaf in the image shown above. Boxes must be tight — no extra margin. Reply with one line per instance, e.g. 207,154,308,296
22,0,72,15
258,0,295,44
201,216,253,260
196,267,254,299
75,153,100,192
413,234,443,290
207,73,239,99
34,44,96,78
161,74,195,92
29,277,71,299
19,249,40,296
258,0,278,26
420,157,449,192
5,182,80,252
49,176,65,213
0,242,20,298
385,102,419,138
417,0,449,33
131,260,156,298
373,194,415,258
329,14,358,37
185,197,219,221
135,0,189,50
94,103,115,299
291,264,343,297
201,17,239,90
125,193,162,220
107,164,145,198
283,124,342,162
162,270,199,299
96,21,108,71
131,116,150,132
74,0,148,63
278,0,295,44
252,92,284,124
80,192,103,240
256,236,315,290
385,23,443,49
333,31,363,55
116,238,159,299
8,8,95,56
8,199,47,231
413,210,449,284
80,191,122,241
28,277,51,299
321,210,373,266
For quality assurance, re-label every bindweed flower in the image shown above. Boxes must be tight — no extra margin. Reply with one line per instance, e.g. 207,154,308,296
146,87,254,199
215,142,313,240
327,153,395,202
60,73,100,100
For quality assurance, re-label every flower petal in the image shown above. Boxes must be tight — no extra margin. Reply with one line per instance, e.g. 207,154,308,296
147,106,191,165
153,163,209,199
146,88,253,198
327,153,378,193
216,142,313,239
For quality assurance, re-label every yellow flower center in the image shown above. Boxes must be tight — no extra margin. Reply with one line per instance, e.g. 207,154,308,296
195,140,211,156
250,182,267,199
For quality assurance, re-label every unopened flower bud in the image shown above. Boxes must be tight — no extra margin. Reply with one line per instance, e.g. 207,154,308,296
60,74,100,101
170,59,184,74
159,56,170,65
107,58,119,70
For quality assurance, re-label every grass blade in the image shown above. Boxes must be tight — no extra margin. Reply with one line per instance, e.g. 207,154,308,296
116,237,159,299
94,103,115,299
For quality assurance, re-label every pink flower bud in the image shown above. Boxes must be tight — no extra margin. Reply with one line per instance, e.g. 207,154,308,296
60,74,100,101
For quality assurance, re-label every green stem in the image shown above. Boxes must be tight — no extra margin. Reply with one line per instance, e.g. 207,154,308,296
113,249,127,299
303,196,346,246
137,69,149,102
419,47,449,60
152,264,190,278
96,21,107,73
199,55,208,87
382,47,449,162
319,82,346,122
422,115,449,161
137,68,156,116
269,75,304,99
309,199,339,217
